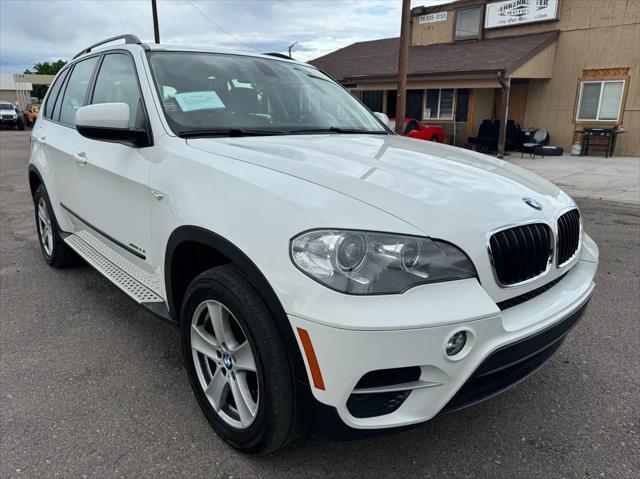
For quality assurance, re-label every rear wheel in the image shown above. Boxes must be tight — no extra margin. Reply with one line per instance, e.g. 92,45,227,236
180,265,300,453
33,185,77,267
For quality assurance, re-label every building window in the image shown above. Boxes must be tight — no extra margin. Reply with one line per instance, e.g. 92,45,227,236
454,6,482,40
361,90,384,112
577,80,625,121
426,89,454,119
455,89,470,122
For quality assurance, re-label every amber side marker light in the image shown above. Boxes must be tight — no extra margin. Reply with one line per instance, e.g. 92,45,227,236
296,327,326,390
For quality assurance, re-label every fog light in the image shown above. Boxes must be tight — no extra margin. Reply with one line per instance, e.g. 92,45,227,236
446,331,467,356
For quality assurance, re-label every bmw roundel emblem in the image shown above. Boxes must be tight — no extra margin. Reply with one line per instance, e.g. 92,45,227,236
523,197,542,210
223,354,233,369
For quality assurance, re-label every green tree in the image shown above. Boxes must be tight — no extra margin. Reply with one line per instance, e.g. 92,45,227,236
24,60,67,100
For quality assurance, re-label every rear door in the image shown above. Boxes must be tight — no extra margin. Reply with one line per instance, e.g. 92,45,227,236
40,55,100,223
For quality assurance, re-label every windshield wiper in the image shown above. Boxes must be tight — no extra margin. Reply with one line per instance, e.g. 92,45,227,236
178,129,286,138
289,127,388,135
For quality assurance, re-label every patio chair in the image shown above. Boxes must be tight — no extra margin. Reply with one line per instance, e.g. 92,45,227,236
521,128,549,158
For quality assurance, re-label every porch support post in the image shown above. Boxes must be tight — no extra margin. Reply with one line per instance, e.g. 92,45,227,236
395,0,411,134
497,73,510,159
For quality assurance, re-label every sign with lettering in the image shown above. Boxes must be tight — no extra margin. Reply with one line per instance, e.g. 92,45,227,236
485,0,559,29
418,11,447,24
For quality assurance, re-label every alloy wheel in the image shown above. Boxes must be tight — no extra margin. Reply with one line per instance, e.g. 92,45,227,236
37,197,53,257
190,300,259,429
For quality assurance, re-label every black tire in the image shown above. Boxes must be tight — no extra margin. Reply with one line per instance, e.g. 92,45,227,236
180,265,300,453
430,135,439,143
17,117,25,130
33,184,78,268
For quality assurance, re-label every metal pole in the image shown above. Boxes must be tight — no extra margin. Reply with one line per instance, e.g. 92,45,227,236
151,0,160,43
497,73,510,158
395,0,411,134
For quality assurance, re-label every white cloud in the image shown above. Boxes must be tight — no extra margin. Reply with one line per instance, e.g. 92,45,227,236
0,0,451,72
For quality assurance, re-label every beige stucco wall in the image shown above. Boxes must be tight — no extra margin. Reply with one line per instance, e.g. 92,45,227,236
471,87,495,135
412,12,455,45
410,0,640,155
522,21,639,156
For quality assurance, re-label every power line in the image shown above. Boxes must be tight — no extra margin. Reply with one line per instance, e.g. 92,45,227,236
184,0,259,51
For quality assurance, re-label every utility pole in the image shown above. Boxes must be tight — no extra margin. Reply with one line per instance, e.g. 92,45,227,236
151,0,160,43
395,0,411,134
288,41,298,57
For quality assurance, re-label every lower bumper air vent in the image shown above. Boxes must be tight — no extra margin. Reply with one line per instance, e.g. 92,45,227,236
347,391,411,419
346,366,442,419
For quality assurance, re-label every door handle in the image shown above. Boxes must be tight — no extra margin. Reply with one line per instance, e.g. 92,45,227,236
73,152,88,167
38,135,46,143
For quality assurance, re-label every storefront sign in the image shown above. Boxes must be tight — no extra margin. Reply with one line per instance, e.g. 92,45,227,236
485,0,559,29
418,12,447,24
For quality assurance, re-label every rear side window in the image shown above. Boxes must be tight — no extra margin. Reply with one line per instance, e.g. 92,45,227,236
91,53,144,129
58,56,99,127
43,68,69,119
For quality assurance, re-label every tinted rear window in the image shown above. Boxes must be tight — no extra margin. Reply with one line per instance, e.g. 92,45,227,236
44,68,69,119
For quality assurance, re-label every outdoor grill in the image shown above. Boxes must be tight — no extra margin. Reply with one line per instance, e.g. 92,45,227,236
581,127,621,158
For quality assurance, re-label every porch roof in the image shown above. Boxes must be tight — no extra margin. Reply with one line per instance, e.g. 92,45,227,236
310,30,558,84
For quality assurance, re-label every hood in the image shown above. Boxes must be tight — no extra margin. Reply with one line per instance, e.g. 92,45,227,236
187,134,573,240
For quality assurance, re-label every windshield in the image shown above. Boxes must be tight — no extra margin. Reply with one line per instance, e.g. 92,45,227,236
147,52,387,137
0,104,14,111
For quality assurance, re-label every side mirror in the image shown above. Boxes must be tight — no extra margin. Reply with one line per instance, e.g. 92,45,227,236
373,111,390,128
76,103,150,147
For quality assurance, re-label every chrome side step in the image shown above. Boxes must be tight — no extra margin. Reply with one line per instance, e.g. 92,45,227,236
65,231,164,304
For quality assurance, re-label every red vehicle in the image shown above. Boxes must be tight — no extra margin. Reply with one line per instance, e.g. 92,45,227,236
389,118,446,143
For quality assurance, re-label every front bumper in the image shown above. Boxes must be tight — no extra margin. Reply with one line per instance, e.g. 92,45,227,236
290,235,598,432
0,117,18,126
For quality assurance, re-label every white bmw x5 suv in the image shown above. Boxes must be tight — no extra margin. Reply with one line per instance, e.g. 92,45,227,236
29,35,598,453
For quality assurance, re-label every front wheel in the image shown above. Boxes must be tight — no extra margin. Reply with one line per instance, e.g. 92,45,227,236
180,265,300,453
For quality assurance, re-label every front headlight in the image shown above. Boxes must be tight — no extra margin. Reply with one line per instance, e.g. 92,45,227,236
291,229,477,294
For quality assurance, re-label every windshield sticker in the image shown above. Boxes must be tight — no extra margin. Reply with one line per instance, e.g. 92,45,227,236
175,91,225,112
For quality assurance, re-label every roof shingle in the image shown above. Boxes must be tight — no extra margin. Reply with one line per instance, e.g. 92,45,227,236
310,31,558,82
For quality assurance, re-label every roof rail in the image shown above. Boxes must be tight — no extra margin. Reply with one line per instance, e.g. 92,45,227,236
73,34,146,59
263,52,292,60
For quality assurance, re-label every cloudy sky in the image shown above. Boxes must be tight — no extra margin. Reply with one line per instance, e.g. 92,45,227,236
0,0,449,73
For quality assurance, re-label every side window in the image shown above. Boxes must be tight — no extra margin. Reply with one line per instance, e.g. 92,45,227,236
52,71,71,122
58,56,99,127
91,53,144,129
43,68,69,119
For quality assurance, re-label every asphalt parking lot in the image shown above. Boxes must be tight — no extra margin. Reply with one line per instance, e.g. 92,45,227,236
1,129,638,478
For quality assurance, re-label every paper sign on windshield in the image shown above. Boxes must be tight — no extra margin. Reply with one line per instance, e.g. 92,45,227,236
175,91,225,112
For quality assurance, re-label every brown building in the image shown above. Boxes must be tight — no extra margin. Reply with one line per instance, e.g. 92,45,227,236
311,0,639,156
